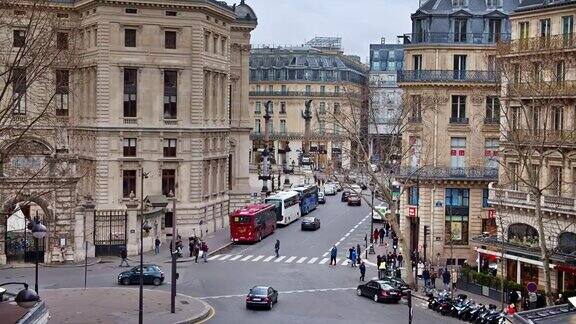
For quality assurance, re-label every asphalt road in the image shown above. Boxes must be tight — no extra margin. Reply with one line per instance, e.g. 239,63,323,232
0,193,460,324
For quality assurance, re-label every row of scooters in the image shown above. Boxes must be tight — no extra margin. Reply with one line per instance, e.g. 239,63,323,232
426,288,508,324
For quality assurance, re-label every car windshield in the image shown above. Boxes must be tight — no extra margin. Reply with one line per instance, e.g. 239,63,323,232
250,287,268,295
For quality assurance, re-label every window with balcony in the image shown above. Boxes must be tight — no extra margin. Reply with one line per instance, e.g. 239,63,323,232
334,86,340,94
266,102,274,114
123,68,137,118
334,102,340,114
12,67,26,115
57,32,69,50
164,70,177,119
519,22,530,40
408,186,419,206
488,19,502,42
511,106,520,130
549,166,563,197
453,55,467,80
165,31,176,49
164,139,177,157
445,188,469,245
409,136,421,168
413,55,422,71
281,85,287,94
280,102,286,114
485,139,499,169
482,188,490,208
280,119,286,133
333,123,340,135
453,19,468,43
55,69,69,116
508,163,519,190
254,119,261,133
450,95,467,123
485,96,500,124
450,137,466,169
123,138,137,157
318,120,325,134
556,61,566,83
410,94,422,122
531,106,541,134
162,169,176,196
540,18,551,39
13,30,25,47
320,85,325,94
268,85,273,92
552,106,564,131
254,101,261,114
562,16,574,46
124,28,136,47
123,170,137,198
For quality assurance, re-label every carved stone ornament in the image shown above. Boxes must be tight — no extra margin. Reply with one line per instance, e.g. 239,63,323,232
422,95,449,109
5,156,46,178
471,95,484,106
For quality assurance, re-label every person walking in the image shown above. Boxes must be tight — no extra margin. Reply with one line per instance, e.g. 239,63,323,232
359,262,366,281
351,249,357,267
376,255,381,269
379,227,385,244
201,241,209,262
373,228,379,244
378,259,387,279
397,252,404,268
275,239,280,258
348,247,354,263
422,267,431,288
330,245,337,266
356,244,362,265
442,268,451,291
154,237,161,255
385,222,390,237
189,238,194,258
431,267,437,288
120,246,129,267
194,241,201,263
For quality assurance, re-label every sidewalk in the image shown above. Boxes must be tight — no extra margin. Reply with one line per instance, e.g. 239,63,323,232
0,258,102,270
42,287,213,324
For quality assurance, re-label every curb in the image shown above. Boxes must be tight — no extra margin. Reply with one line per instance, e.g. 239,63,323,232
178,298,214,324
0,258,102,269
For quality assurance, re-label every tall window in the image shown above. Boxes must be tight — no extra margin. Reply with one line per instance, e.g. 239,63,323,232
485,96,500,123
55,69,69,116
281,85,287,94
540,19,551,38
165,31,176,49
408,186,419,206
453,55,467,80
413,55,422,70
509,163,519,190
318,120,325,134
550,166,563,196
123,170,137,198
409,136,421,168
280,102,286,114
334,86,340,94
414,19,426,42
123,138,137,157
562,16,574,46
451,95,467,123
57,32,69,50
319,102,326,114
164,70,177,119
12,68,26,114
485,139,499,169
162,169,176,196
552,106,564,131
450,137,467,169
164,139,177,157
320,85,325,94
511,106,520,130
531,106,540,134
124,68,137,118
305,85,311,95
334,102,341,114
280,119,286,133
519,22,530,40
13,30,25,47
254,101,261,114
254,119,261,133
482,188,490,208
445,188,470,245
125,28,136,47
488,19,502,42
454,19,467,43
556,61,566,83
410,94,422,121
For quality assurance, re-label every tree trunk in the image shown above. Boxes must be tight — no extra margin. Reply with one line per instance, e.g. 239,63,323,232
534,192,553,306
388,202,414,288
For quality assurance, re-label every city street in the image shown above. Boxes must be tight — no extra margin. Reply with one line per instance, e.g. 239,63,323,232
0,193,459,323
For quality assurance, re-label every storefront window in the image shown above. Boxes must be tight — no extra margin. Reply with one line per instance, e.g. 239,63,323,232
520,263,539,287
508,223,539,247
506,259,518,282
558,232,576,254
445,188,469,245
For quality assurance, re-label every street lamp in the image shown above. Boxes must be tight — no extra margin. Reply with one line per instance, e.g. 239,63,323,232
370,184,375,244
138,169,149,324
168,190,177,314
0,282,40,309
27,217,47,295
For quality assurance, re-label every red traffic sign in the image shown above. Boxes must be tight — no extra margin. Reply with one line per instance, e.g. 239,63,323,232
409,207,417,217
527,282,538,293
488,209,496,219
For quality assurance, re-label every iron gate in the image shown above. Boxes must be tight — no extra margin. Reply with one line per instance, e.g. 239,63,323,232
94,210,127,257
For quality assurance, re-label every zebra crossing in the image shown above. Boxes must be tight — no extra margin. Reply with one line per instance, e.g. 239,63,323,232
207,253,364,267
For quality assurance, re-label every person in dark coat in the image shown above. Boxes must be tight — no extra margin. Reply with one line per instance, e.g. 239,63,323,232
385,223,390,237
120,246,129,267
275,239,280,258
422,268,431,288
376,255,382,269
430,267,437,288
359,262,366,281
348,247,354,261
379,228,385,244
442,268,451,291
397,252,404,268
373,229,379,244
330,245,338,266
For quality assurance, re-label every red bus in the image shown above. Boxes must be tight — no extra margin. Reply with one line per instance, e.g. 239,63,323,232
230,204,276,243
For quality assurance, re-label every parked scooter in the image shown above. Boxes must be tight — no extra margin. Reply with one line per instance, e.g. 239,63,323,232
475,304,499,324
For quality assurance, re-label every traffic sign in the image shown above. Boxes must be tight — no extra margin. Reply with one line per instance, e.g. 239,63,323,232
527,282,538,293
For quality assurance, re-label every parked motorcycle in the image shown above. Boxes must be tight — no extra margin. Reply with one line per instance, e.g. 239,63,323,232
475,304,499,324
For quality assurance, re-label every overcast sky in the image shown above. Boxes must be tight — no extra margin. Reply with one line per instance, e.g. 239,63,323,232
238,0,420,62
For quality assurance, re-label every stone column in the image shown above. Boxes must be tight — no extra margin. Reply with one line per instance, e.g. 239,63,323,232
0,214,5,265
125,198,139,257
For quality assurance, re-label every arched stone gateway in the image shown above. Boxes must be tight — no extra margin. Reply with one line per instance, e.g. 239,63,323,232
0,137,81,265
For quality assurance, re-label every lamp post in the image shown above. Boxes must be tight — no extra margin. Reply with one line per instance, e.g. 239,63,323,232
0,282,40,309
168,190,177,314
28,217,47,295
139,169,149,324
370,184,375,244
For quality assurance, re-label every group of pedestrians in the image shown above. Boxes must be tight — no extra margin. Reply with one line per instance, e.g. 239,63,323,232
372,223,391,245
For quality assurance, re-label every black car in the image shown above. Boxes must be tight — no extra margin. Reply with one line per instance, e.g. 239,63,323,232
356,280,402,303
381,276,410,295
246,286,278,310
341,191,350,202
118,264,164,286
301,216,321,231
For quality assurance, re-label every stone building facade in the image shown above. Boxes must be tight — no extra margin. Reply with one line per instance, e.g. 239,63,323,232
0,0,257,264
397,0,518,266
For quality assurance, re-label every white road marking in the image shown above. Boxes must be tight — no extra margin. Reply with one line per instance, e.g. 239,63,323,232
341,259,349,266
208,254,221,261
274,256,286,262
240,255,253,261
308,257,318,264
296,257,307,264
198,287,356,300
319,258,329,264
218,254,231,261
285,256,297,263
263,256,275,262
251,255,265,262
344,233,350,237
229,255,243,261
322,252,329,257
335,242,341,246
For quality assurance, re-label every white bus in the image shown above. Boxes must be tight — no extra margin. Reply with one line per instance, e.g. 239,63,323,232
265,191,301,226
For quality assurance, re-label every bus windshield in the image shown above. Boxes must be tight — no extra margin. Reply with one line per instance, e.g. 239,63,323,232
265,199,283,221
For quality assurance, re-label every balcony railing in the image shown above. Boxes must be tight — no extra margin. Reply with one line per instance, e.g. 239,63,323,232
509,81,576,98
503,34,576,54
250,91,343,98
398,70,499,84
408,116,422,123
449,117,469,124
489,183,576,215
507,129,576,147
402,32,511,45
398,166,498,181
484,117,500,124
250,131,344,141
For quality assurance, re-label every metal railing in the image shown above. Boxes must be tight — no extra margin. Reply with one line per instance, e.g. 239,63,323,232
509,81,576,98
249,91,343,98
398,70,499,84
508,129,576,147
489,184,576,215
484,117,500,124
503,33,576,54
449,117,469,124
250,131,344,141
397,166,498,181
402,32,511,45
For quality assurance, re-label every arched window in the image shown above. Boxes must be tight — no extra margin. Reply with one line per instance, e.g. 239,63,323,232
558,232,576,254
507,223,539,244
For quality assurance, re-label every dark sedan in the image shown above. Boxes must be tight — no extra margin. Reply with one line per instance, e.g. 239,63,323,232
118,264,164,286
347,194,361,206
246,286,278,310
301,216,321,231
356,280,402,303
381,276,410,296
341,191,350,202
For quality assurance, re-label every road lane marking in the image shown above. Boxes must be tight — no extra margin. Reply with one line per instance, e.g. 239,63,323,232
251,255,265,262
308,257,318,264
229,255,243,261
240,255,253,261
296,257,307,264
344,233,350,237
218,254,231,261
319,258,329,264
335,242,341,246
198,287,356,300
322,252,328,257
208,254,221,261
341,259,350,266
285,256,297,263
274,256,286,262
263,256,275,262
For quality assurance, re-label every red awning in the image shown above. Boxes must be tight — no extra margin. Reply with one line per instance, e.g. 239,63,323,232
556,263,576,275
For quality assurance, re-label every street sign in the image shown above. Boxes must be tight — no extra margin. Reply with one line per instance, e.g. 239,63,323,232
408,207,417,217
488,209,496,219
527,282,538,293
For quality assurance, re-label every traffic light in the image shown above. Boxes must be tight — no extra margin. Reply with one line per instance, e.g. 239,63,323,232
424,225,430,236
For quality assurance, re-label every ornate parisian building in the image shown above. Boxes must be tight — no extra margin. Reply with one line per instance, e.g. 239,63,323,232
0,0,257,264
397,0,517,266
248,38,368,172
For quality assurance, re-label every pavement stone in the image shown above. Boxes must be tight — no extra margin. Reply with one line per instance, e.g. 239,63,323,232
42,287,213,324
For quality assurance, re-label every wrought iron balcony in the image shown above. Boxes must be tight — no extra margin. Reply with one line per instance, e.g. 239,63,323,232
408,116,422,123
397,70,498,84
449,117,469,125
397,166,498,181
250,91,342,98
250,131,344,141
503,34,576,54
488,184,576,216
402,32,511,45
509,81,576,98
484,117,500,125
507,129,576,148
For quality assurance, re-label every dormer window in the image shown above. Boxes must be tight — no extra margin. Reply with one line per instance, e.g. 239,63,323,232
486,0,501,8
452,0,467,7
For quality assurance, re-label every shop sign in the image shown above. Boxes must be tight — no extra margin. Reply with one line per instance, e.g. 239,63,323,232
488,209,496,219
408,207,417,217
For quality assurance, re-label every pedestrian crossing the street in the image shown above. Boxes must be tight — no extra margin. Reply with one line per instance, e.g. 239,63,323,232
207,253,368,267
